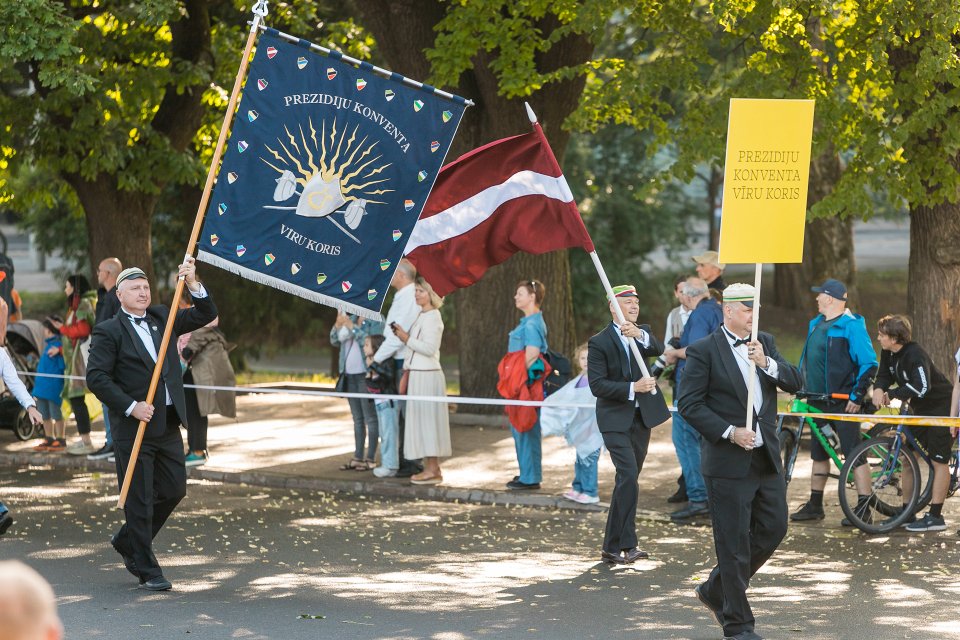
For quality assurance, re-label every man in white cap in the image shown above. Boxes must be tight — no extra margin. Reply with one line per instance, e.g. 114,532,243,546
677,283,803,640
86,257,217,591
692,250,727,293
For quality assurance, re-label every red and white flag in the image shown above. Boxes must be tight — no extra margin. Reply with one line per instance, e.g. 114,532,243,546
404,124,594,296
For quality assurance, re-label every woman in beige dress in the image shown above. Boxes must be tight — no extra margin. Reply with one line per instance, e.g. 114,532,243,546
392,277,450,485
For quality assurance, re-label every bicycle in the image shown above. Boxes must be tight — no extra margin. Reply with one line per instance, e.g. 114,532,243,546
778,391,866,486
839,419,960,534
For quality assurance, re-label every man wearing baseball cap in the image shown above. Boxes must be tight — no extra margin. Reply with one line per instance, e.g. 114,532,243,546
87,257,217,591
691,250,727,293
790,278,877,524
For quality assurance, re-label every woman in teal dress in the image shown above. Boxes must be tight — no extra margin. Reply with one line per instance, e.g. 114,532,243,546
505,279,548,490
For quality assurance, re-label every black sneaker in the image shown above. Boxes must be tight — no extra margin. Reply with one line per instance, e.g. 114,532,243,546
506,479,541,490
667,487,688,504
790,501,825,521
904,513,947,532
87,444,114,461
395,463,424,478
842,500,873,527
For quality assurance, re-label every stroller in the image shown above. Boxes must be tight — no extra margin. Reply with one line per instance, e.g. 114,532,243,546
1,320,43,440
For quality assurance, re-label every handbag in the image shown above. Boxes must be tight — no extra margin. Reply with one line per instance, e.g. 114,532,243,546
398,369,410,395
335,373,347,393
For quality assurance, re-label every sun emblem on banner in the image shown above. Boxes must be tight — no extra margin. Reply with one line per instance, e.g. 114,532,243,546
260,117,394,244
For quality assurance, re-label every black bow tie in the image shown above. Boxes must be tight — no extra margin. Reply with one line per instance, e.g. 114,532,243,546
732,337,750,347
127,314,146,325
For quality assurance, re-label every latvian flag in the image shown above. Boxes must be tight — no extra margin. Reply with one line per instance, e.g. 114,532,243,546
404,124,595,296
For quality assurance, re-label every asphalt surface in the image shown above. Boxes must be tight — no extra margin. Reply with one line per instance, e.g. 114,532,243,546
2,465,960,640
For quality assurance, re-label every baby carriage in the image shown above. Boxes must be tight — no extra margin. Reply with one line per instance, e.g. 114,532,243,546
1,320,43,440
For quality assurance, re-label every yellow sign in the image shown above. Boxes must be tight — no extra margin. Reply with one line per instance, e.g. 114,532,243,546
718,99,815,264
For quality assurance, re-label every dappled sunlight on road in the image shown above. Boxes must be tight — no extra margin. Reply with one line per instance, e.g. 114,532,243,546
250,552,603,610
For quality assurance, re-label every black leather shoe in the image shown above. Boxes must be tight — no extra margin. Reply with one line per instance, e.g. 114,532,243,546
622,547,648,563
110,533,140,579
671,501,710,521
506,479,541,490
139,576,172,591
0,511,12,536
667,488,688,504
789,502,825,521
600,549,624,564
695,584,723,626
395,461,424,478
723,631,763,640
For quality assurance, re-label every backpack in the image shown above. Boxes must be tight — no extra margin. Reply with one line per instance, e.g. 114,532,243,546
541,349,571,397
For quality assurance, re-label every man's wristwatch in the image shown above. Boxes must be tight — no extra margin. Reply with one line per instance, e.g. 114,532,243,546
728,428,737,444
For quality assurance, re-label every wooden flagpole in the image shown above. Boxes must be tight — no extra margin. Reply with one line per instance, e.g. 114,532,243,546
523,103,656,394
117,1,270,509
743,262,762,433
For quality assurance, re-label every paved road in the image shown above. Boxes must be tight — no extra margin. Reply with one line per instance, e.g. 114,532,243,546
2,466,959,640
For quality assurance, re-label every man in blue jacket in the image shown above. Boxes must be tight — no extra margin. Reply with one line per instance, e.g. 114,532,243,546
663,277,724,521
790,279,878,524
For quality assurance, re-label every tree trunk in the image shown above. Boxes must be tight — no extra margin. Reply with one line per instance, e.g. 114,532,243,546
66,174,158,283
355,0,593,409
772,148,856,310
907,201,960,376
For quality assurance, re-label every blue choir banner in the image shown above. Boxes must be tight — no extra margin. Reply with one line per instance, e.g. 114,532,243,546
198,29,468,318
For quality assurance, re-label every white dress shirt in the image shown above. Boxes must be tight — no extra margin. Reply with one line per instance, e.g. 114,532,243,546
720,327,778,445
0,347,35,409
614,323,650,403
374,282,419,363
123,284,208,416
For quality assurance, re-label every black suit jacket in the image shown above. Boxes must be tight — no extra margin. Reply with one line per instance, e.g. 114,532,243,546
677,328,803,478
588,322,671,432
86,294,218,441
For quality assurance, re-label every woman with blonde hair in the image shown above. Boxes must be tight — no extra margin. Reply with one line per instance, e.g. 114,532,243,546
392,276,450,484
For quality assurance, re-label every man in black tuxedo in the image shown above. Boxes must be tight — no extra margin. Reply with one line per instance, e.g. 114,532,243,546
677,283,803,640
87,259,217,591
588,284,671,565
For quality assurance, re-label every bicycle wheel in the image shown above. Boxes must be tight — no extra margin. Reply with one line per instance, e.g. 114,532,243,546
839,437,920,534
866,422,898,439
865,424,934,512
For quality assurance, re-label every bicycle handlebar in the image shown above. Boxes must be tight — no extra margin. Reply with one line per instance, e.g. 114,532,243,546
794,391,850,401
